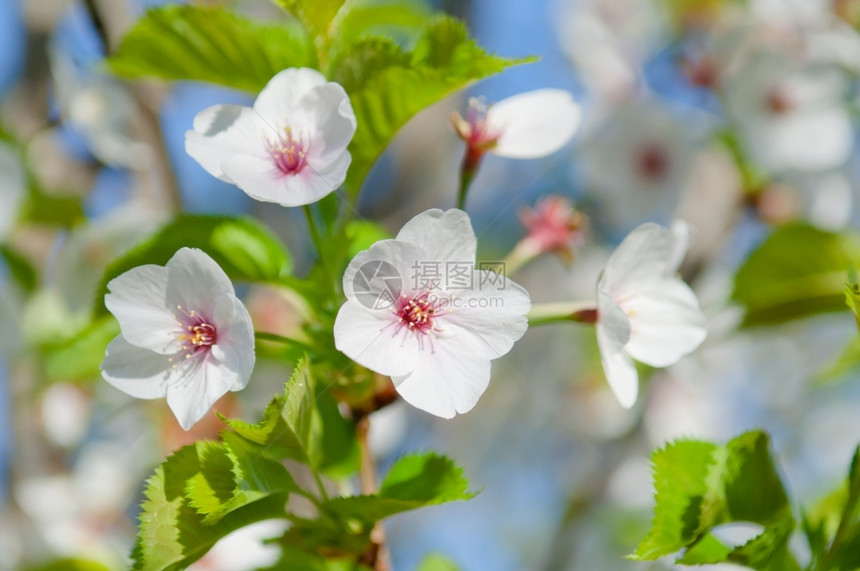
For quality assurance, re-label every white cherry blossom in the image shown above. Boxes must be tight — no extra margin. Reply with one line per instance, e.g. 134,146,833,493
334,209,531,418
451,89,581,159
186,68,356,207
724,50,853,173
100,248,255,430
596,221,707,408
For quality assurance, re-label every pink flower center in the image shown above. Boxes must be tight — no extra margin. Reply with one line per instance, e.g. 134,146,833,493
520,196,587,253
265,127,308,175
452,97,500,149
391,293,448,344
171,305,218,364
636,144,670,182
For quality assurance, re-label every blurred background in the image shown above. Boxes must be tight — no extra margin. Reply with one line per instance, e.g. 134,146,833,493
1,0,860,569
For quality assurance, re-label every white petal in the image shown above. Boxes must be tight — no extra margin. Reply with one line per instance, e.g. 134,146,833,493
489,89,582,159
333,300,420,377
391,345,491,418
299,83,357,166
599,222,673,299
762,107,853,171
185,104,270,181
623,280,707,367
211,294,256,389
596,291,638,408
307,149,351,193
253,68,328,122
104,264,179,354
342,240,426,302
100,336,170,399
220,154,338,206
442,274,530,358
165,355,238,431
165,248,235,317
395,209,477,263
665,220,690,276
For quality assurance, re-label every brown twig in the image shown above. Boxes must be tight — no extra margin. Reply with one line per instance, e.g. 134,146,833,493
356,415,391,571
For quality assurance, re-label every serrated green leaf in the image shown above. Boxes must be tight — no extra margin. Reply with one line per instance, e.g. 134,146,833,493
330,15,533,195
728,517,797,570
675,533,731,565
274,0,346,41
324,452,475,523
184,442,237,520
133,443,289,571
632,431,796,568
108,5,314,92
271,544,373,570
732,224,860,327
630,440,718,560
94,215,291,317
185,434,296,525
221,369,312,464
335,0,430,47
721,431,791,524
222,357,356,473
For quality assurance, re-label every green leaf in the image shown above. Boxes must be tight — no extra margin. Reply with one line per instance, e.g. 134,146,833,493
718,431,791,525
94,215,292,316
815,336,860,383
846,278,860,330
631,431,797,568
109,4,314,92
630,440,718,560
27,559,113,571
274,0,346,41
133,442,289,571
345,220,391,259
0,245,37,292
222,357,356,473
185,434,296,525
21,187,84,229
417,554,461,571
42,316,119,382
675,533,731,565
335,0,431,46
324,452,475,523
330,15,533,194
731,224,860,327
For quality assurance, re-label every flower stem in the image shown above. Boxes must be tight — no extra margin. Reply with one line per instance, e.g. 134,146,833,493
527,301,598,327
503,239,542,276
303,204,337,300
456,146,484,210
253,331,314,351
356,415,390,571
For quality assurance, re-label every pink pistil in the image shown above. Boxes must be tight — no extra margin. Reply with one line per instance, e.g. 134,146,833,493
265,128,308,175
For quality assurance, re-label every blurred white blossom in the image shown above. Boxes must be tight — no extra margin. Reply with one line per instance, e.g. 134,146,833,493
596,221,707,408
